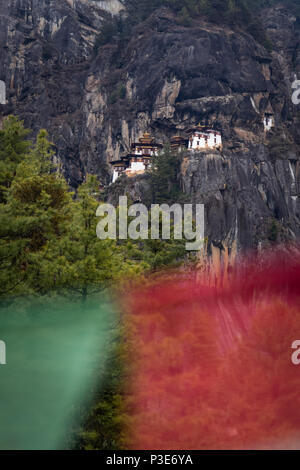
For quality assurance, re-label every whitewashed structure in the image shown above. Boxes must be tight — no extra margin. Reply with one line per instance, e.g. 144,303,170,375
111,125,223,183
263,113,274,132
187,125,222,151
111,132,163,182
111,159,128,183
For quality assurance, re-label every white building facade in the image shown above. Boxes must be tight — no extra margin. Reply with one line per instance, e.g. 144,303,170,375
187,126,222,151
112,161,127,183
111,126,223,183
263,113,274,132
111,133,162,182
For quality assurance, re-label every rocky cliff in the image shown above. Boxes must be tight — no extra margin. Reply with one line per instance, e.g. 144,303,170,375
1,1,300,252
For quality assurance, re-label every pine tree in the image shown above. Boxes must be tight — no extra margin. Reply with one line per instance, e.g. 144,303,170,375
0,129,73,296
0,116,31,203
149,144,184,205
59,175,122,300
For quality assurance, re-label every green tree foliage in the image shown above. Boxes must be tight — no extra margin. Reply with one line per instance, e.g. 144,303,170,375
132,146,194,270
0,117,131,450
60,175,123,300
0,125,72,296
0,116,31,203
120,218,189,271
72,330,129,450
0,117,192,449
268,218,279,243
149,144,184,205
0,117,148,299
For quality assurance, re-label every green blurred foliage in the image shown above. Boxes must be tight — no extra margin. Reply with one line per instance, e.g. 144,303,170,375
0,296,117,450
71,328,130,450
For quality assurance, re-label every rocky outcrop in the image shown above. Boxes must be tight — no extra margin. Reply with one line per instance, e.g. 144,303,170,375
0,2,300,251
0,0,123,183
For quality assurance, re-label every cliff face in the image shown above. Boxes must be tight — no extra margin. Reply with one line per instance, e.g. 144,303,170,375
1,1,300,251
0,0,124,182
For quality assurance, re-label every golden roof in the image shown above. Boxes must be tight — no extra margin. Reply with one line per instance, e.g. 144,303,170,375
186,123,218,134
171,135,185,146
139,132,154,144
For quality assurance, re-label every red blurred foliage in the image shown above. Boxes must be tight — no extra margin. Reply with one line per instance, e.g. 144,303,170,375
124,247,300,449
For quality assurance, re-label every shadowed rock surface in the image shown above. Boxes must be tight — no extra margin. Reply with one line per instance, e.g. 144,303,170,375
1,1,300,251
